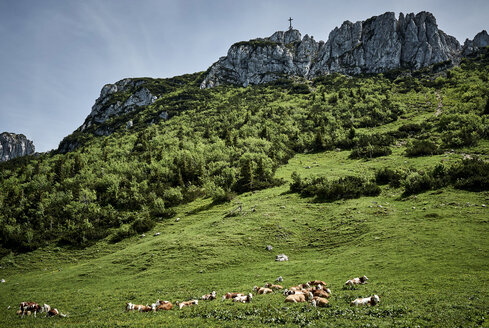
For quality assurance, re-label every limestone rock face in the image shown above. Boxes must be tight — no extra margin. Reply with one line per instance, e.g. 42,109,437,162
85,78,157,127
463,30,489,56
201,11,463,88
58,78,159,153
0,132,35,162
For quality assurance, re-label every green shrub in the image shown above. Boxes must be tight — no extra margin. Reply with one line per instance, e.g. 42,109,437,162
405,139,441,157
448,158,489,191
109,226,136,243
349,145,392,159
375,167,406,187
403,172,434,196
290,174,381,201
131,216,156,234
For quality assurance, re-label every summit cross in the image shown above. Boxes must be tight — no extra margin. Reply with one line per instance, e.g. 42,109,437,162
288,17,293,30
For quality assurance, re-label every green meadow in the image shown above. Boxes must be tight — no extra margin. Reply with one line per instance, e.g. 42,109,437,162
1,142,489,327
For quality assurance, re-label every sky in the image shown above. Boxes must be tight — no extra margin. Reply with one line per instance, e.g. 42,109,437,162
1,0,488,152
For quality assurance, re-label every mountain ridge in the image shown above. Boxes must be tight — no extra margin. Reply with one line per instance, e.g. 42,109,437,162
201,11,486,88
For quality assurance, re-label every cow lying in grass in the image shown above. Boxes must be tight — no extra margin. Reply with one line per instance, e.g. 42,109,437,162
311,297,329,307
155,302,173,311
222,292,244,300
350,295,380,306
308,280,327,287
284,292,314,303
253,286,273,294
233,293,253,303
176,300,198,309
201,291,216,300
125,302,151,312
264,283,283,290
345,275,368,287
46,308,67,317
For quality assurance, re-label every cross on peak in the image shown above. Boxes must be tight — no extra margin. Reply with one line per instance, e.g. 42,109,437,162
288,17,293,30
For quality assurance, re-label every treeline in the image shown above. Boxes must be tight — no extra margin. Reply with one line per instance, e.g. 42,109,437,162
1,51,488,253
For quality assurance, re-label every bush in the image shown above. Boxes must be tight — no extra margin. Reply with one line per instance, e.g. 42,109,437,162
131,216,156,234
290,174,381,201
448,158,489,191
405,139,441,157
349,145,392,159
375,167,406,187
403,172,434,196
109,226,136,243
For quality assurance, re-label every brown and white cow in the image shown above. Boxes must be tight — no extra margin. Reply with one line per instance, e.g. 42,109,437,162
19,302,41,318
264,283,283,290
350,295,380,306
202,291,217,300
311,297,329,307
155,302,173,311
308,280,328,287
345,275,368,287
222,292,244,300
46,308,67,317
253,286,273,295
233,293,253,303
177,300,198,309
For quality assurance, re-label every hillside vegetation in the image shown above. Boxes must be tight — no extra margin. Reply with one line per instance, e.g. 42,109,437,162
0,50,488,327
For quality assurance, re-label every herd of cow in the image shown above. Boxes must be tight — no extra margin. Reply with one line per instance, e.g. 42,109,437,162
124,275,380,314
15,275,378,319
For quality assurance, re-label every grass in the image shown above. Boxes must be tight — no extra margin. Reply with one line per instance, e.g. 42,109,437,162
1,141,489,327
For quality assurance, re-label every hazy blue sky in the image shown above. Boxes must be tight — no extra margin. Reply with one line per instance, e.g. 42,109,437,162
1,0,488,152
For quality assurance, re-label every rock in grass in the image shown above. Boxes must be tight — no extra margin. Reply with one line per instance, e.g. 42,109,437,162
266,245,273,251
275,254,289,262
276,276,284,282
1,279,5,283
154,232,160,236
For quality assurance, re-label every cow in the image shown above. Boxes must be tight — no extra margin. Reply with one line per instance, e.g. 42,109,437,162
155,302,173,311
311,297,329,307
264,283,283,290
313,289,331,298
222,292,244,300
19,302,41,318
308,280,327,287
46,308,67,317
253,286,273,295
345,275,368,287
233,293,253,303
125,303,149,312
202,291,217,300
283,289,305,296
285,292,313,303
350,295,380,307
177,300,198,309
40,304,51,314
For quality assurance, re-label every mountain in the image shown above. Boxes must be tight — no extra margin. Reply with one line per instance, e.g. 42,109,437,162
57,11,488,153
0,132,35,162
201,11,481,88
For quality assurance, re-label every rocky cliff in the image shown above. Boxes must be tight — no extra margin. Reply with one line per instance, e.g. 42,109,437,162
0,132,35,162
463,30,489,56
201,11,477,88
58,78,160,153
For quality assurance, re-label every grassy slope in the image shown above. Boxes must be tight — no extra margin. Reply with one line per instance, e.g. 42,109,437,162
1,134,489,327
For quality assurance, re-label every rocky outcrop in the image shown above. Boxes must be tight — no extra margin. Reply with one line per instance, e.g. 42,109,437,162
201,11,464,88
0,132,35,162
58,78,159,153
81,78,158,131
463,30,489,56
